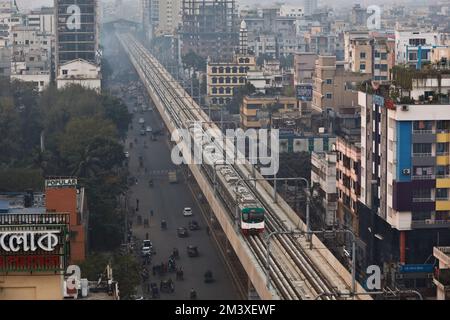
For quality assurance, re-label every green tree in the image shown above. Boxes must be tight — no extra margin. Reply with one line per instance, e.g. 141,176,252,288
182,51,207,72
225,83,256,114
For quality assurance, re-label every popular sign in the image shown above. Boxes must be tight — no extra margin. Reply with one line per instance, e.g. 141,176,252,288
45,178,77,188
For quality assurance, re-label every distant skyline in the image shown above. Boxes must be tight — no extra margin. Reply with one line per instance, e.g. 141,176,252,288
15,0,440,11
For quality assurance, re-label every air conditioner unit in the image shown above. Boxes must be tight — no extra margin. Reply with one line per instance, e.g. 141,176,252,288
401,105,409,111
402,168,411,175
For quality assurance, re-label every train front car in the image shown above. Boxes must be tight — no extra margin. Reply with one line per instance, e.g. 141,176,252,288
241,207,265,236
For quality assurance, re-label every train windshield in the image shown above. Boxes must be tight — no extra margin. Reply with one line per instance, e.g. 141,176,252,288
242,209,264,223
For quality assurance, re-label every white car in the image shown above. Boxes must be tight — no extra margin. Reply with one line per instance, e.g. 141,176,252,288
183,208,193,217
141,240,153,256
124,151,130,158
139,118,145,124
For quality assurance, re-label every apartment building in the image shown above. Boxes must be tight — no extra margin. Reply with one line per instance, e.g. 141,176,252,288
395,29,441,67
294,52,317,85
311,151,338,227
56,58,102,92
433,246,450,300
312,55,370,114
179,0,238,61
45,178,89,264
206,56,256,107
240,95,297,130
336,136,361,235
345,32,395,81
358,68,450,272
55,0,100,67
0,192,70,300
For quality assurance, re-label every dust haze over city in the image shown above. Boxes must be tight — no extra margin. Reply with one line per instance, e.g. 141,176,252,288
1,0,450,308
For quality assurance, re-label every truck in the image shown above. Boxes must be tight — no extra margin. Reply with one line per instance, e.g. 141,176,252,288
168,170,178,184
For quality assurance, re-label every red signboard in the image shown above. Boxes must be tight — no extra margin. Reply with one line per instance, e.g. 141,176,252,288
0,255,61,271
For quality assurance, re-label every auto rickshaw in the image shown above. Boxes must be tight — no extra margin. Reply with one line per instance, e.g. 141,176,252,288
187,245,199,258
160,279,174,293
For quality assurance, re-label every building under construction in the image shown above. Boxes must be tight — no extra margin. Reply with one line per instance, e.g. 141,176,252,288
179,0,238,61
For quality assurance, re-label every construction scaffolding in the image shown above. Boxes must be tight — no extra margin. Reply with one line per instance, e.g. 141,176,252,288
179,0,238,61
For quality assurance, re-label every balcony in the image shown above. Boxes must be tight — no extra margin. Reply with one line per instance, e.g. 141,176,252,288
412,197,434,203
412,153,433,157
411,175,435,180
411,219,450,229
413,129,435,134
437,152,450,156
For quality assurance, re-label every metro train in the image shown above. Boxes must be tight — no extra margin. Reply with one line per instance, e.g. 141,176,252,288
187,123,265,235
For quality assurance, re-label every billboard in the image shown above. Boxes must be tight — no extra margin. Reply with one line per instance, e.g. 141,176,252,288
296,84,313,101
0,213,69,272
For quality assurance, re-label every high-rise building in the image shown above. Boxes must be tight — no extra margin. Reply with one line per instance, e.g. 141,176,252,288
358,67,450,276
55,0,99,68
302,0,317,16
179,0,238,61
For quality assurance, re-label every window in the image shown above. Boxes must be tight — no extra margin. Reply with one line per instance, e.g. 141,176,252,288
326,93,332,99
413,166,433,177
437,143,449,155
412,188,432,200
380,64,388,71
374,51,380,58
232,67,238,73
212,87,217,94
436,188,448,200
413,120,432,131
219,77,224,84
212,67,217,73
225,87,231,94
436,166,450,177
219,87,224,94
380,53,387,59
326,79,332,84
360,63,366,70
62,69,68,75
212,77,217,84
437,120,450,132
413,143,432,155
232,77,238,84
239,77,245,84
360,52,366,59
225,77,231,84
218,67,224,73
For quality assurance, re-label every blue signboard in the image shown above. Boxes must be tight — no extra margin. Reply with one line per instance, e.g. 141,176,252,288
296,84,313,101
399,264,434,273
